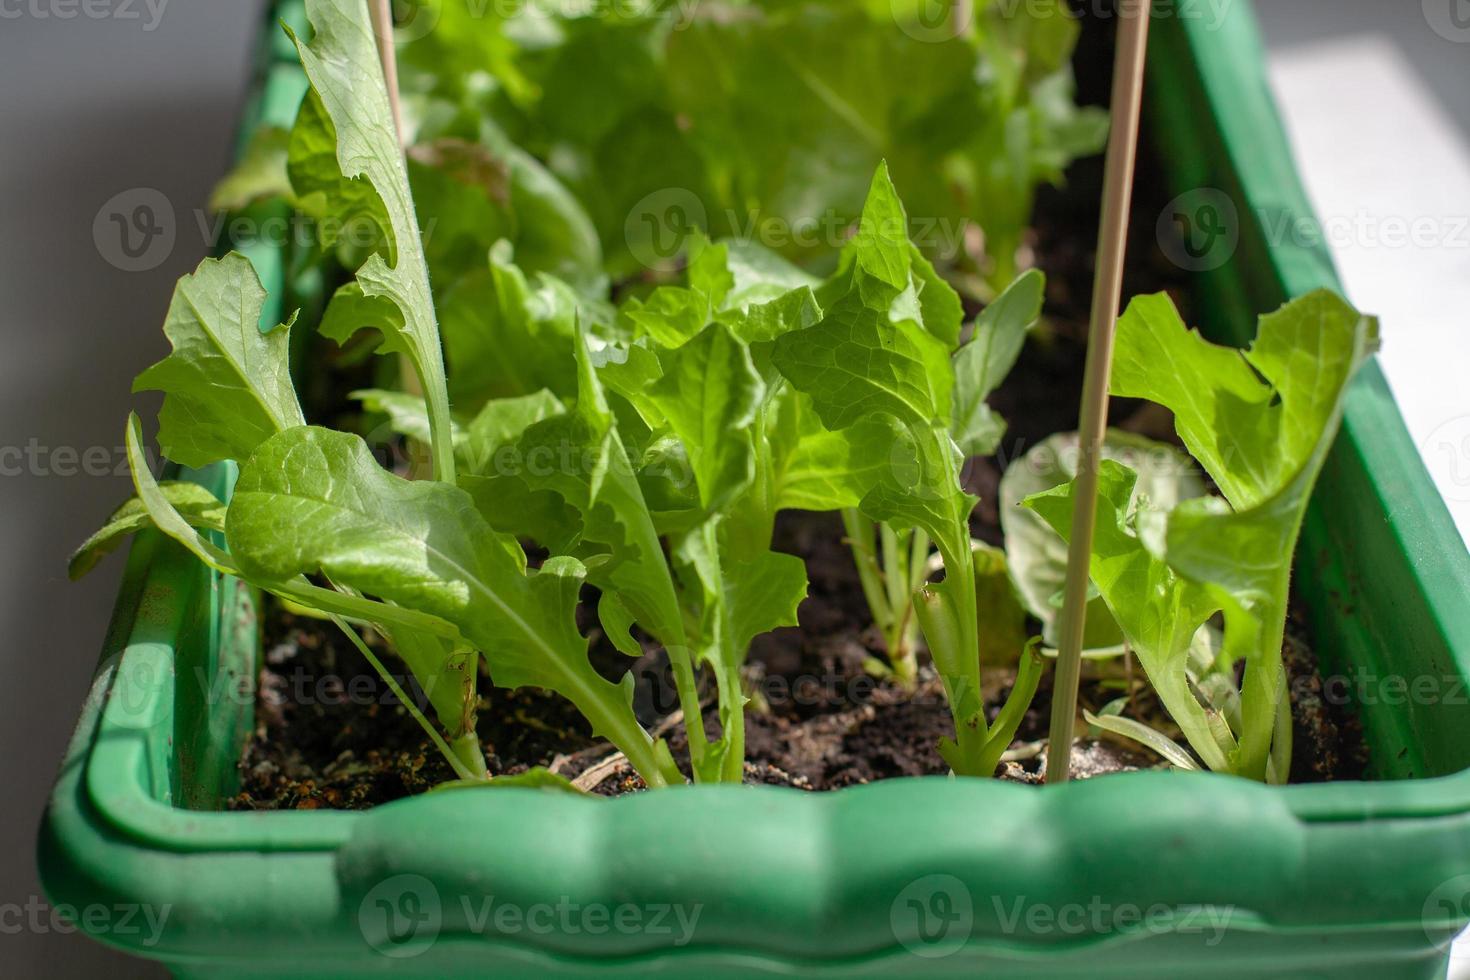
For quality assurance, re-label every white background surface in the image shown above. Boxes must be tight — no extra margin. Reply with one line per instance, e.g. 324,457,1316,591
0,1,1463,977
1256,10,1470,547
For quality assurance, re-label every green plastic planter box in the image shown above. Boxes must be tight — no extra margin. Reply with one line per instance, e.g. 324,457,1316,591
39,3,1470,977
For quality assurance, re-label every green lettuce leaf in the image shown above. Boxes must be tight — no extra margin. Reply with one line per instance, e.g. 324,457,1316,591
478,122,607,297
404,128,607,297
400,1,1102,285
717,239,822,312
118,414,463,642
772,166,955,430
1027,460,1233,771
352,387,464,451
1001,429,1206,649
226,424,680,787
507,327,689,651
460,389,565,474
771,162,1008,773
950,268,1044,455
133,253,304,468
1026,290,1378,779
286,88,393,256
287,0,456,480
68,482,226,581
771,395,892,512
671,519,807,782
405,138,516,281
437,243,596,406
493,326,715,776
647,323,765,512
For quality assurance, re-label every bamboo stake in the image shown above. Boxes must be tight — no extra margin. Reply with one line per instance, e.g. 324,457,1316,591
1045,1,1152,785
366,0,428,463
368,0,407,148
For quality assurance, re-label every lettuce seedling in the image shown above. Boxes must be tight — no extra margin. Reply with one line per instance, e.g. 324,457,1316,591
448,317,753,785
455,234,885,783
772,164,1045,776
78,2,1079,788
393,0,1105,286
841,260,1043,686
278,2,457,484
1000,430,1207,653
1025,291,1378,780
152,0,890,787
71,0,682,787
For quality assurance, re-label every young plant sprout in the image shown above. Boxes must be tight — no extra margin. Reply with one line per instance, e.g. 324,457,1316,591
70,0,1047,786
841,511,929,686
771,166,1047,776
843,263,1044,688
70,0,1374,793
1023,291,1378,781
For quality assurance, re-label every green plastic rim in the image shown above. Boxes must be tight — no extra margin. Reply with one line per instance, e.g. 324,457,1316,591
37,3,1470,977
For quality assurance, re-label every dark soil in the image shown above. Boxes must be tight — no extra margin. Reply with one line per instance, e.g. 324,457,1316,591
228,10,1369,810
1284,605,1370,782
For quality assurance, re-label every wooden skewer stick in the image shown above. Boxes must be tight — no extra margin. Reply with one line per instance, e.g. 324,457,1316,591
1045,1,1153,785
368,0,407,149
366,0,428,466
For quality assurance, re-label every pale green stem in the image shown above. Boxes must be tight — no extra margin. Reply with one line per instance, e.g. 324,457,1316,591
330,614,478,782
976,643,1045,776
941,550,987,773
842,508,894,630
911,438,988,774
883,528,920,688
576,687,676,789
1235,586,1291,781
881,523,910,618
717,659,747,784
909,529,932,593
665,640,712,782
